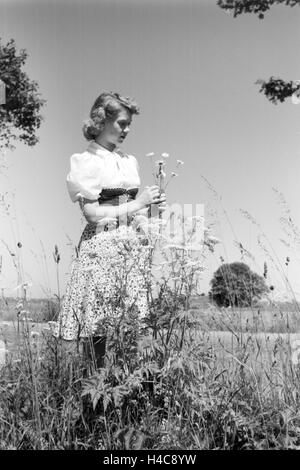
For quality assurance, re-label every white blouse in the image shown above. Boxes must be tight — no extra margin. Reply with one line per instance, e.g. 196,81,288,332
66,141,141,203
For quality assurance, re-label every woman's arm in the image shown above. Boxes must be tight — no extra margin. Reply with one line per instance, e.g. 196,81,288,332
81,198,143,224
81,185,165,224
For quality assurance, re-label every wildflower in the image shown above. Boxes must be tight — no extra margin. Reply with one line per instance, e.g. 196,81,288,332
186,215,204,223
14,281,33,291
53,245,60,264
21,316,33,322
185,243,203,251
20,309,30,316
164,243,200,251
205,235,220,245
161,152,169,158
164,243,185,250
23,282,32,291
31,331,40,338
184,260,202,268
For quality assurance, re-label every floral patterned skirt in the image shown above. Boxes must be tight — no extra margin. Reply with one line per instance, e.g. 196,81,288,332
49,223,151,341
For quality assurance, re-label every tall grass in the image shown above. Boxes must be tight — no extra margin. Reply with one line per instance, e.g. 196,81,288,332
1,301,300,449
1,208,300,449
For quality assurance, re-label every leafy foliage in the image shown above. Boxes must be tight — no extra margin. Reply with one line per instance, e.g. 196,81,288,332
217,0,300,19
256,78,300,104
209,262,268,307
0,38,46,150
217,1,300,105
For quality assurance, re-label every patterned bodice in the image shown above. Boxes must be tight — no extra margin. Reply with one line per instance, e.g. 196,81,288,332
98,187,139,206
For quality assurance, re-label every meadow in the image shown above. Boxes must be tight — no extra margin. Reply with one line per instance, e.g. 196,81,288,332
1,293,300,450
1,213,300,450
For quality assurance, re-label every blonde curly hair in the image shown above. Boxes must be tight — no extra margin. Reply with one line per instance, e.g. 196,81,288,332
82,92,140,141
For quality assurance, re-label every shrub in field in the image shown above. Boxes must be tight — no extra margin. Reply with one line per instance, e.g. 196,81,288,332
209,262,269,308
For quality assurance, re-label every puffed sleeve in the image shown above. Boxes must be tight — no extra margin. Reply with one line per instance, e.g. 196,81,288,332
131,154,140,174
66,152,103,202
126,154,141,188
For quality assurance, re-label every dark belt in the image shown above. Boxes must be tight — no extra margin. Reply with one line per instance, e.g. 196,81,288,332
98,187,139,230
98,187,139,204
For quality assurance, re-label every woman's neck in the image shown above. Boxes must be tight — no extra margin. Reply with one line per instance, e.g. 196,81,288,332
95,138,116,152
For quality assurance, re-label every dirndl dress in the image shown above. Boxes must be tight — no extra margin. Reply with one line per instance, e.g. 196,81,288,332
49,187,151,341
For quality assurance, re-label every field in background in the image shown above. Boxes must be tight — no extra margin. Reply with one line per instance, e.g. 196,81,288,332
2,294,300,331
2,295,300,379
1,294,300,449
2,319,299,371
0,296,59,323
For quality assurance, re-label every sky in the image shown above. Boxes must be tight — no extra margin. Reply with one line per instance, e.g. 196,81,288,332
0,0,300,301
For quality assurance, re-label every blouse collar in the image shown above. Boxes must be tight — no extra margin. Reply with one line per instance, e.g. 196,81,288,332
87,140,123,157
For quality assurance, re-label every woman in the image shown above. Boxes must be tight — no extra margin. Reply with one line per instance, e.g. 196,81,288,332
49,92,165,366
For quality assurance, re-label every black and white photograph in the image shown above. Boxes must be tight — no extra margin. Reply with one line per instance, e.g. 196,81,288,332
0,0,300,453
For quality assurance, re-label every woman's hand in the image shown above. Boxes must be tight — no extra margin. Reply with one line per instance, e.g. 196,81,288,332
137,185,162,207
